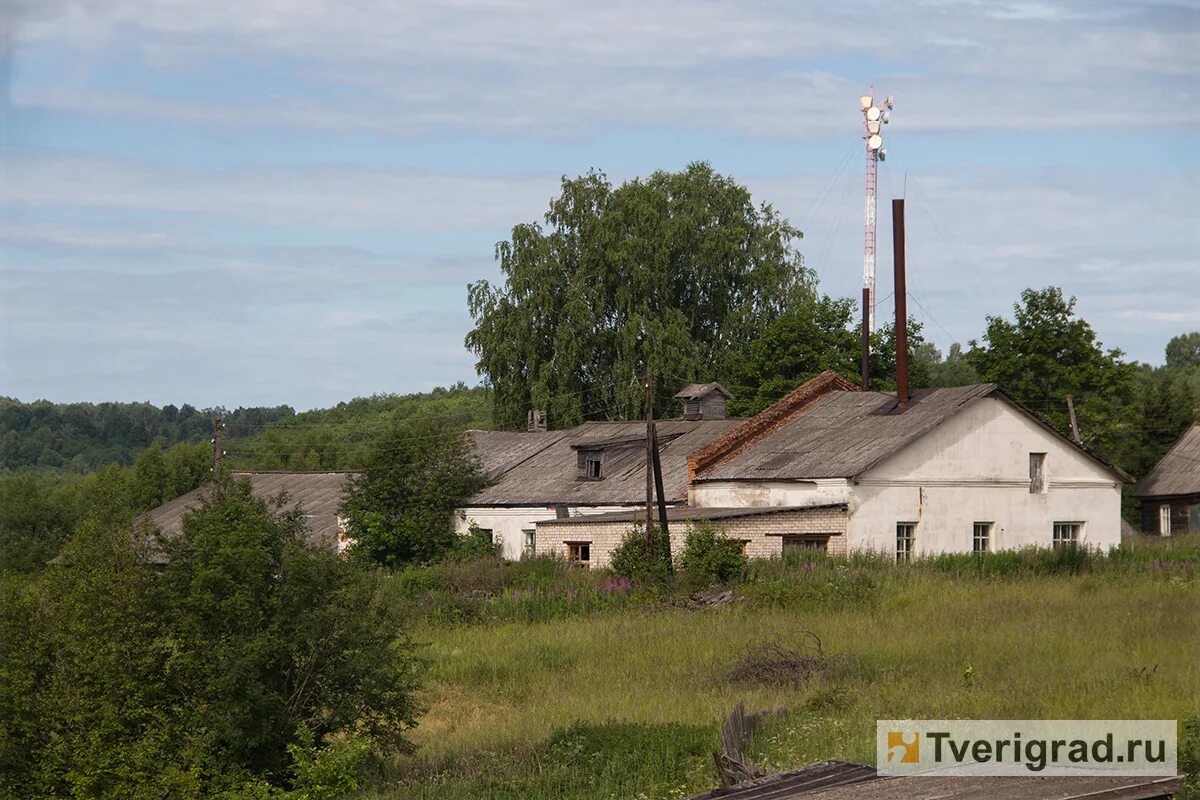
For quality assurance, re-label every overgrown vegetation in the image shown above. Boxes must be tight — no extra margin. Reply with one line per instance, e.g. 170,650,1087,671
377,536,1199,800
340,412,487,567
0,475,421,799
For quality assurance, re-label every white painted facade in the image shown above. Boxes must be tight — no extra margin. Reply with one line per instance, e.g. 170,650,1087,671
690,397,1123,556
456,504,640,560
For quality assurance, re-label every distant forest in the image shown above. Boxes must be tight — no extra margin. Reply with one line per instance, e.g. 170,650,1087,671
0,398,296,473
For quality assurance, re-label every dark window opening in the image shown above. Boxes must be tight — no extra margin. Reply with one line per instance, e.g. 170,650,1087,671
567,541,591,566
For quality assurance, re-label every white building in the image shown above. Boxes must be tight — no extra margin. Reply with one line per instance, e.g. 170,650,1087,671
457,385,741,561
534,372,1130,567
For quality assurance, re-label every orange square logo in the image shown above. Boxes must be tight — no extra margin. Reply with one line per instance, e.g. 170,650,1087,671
887,731,920,763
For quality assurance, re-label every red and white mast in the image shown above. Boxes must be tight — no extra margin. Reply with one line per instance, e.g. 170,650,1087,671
860,88,893,336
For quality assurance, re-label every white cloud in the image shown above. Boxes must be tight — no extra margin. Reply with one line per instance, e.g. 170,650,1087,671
7,0,1196,137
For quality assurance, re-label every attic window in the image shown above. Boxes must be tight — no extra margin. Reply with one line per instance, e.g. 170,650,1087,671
577,450,602,480
1029,453,1047,494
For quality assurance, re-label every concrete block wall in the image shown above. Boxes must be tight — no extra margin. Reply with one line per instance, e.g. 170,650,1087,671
535,507,848,568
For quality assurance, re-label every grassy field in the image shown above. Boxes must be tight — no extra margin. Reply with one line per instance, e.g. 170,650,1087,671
367,538,1200,799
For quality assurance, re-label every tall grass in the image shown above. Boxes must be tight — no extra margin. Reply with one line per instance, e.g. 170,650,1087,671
364,537,1200,799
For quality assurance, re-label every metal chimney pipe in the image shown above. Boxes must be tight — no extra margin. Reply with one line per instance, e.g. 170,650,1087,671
892,198,908,405
861,286,871,390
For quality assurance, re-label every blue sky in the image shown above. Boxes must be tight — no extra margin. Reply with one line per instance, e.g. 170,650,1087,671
2,0,1197,410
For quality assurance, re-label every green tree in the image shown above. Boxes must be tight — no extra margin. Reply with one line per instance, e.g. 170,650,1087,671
1166,332,1200,369
966,287,1136,455
726,296,858,416
340,413,486,566
912,342,980,388
0,474,421,798
466,163,813,429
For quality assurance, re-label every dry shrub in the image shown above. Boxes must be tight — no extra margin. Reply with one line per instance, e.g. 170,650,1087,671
727,633,839,687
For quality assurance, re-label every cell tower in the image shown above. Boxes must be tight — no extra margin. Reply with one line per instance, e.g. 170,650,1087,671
860,88,893,336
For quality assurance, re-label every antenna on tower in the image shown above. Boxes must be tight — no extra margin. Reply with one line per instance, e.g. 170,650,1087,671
860,88,894,340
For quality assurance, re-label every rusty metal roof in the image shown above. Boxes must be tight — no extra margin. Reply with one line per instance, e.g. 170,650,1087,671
1135,424,1200,498
696,385,1128,483
467,419,742,507
142,471,356,551
687,762,1181,800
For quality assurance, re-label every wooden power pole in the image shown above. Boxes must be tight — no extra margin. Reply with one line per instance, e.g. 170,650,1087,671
1066,395,1081,443
645,367,655,547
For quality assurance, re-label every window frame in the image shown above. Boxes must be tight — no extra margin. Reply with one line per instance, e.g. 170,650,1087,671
1159,504,1172,537
566,541,591,566
972,522,992,553
782,534,828,554
585,450,603,480
522,528,536,557
895,522,916,563
1052,521,1081,549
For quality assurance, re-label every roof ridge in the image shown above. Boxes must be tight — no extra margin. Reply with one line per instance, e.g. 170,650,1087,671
687,371,859,482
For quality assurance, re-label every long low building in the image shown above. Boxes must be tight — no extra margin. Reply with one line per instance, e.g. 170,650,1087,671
458,383,740,560
531,372,1130,567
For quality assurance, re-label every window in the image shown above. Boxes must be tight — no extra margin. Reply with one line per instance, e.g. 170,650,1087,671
1159,505,1172,537
578,450,602,480
1052,522,1080,548
972,522,992,553
1029,452,1047,494
782,534,828,554
896,523,916,563
522,528,536,556
567,541,591,566
737,540,751,556
477,527,494,543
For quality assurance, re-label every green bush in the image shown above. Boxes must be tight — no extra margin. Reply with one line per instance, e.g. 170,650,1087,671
447,524,503,562
677,522,746,588
0,474,421,799
609,524,673,585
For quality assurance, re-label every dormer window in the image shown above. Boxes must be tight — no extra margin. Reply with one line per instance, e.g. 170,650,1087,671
577,449,603,480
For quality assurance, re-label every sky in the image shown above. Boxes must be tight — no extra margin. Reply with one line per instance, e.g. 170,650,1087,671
1,0,1197,411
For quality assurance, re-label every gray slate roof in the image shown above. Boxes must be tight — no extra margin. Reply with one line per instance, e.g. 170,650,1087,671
538,503,847,526
697,385,1128,483
1135,424,1200,498
674,382,734,400
143,471,356,550
466,419,742,506
466,430,568,479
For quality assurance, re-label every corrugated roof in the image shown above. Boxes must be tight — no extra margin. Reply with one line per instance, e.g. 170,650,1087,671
1135,424,1200,498
697,385,997,481
798,773,1181,799
538,503,846,526
688,760,879,800
142,471,356,550
687,762,1181,800
466,430,568,479
467,419,742,506
696,385,1128,483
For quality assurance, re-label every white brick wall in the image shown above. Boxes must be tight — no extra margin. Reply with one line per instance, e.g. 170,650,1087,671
534,507,848,568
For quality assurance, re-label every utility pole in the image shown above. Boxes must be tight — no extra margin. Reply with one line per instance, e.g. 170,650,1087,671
651,426,669,545
893,198,909,405
644,366,655,547
1066,395,1081,443
212,416,224,473
860,88,894,339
